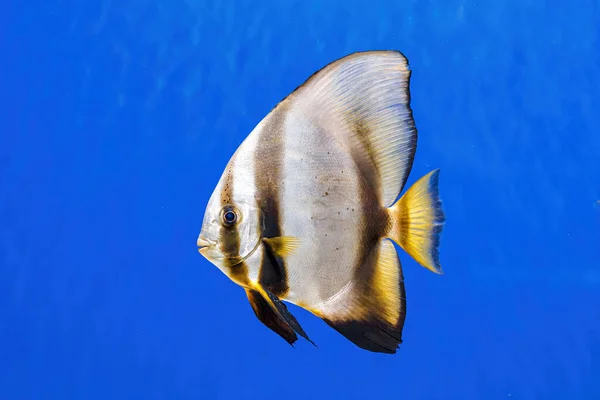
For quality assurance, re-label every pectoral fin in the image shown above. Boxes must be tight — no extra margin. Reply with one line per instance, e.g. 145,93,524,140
245,288,298,346
262,236,301,258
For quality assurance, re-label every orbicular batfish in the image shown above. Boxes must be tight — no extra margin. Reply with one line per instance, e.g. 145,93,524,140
197,50,445,354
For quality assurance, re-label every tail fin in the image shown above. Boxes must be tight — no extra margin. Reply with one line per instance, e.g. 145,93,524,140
388,169,445,274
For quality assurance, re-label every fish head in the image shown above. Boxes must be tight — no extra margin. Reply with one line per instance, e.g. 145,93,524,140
196,169,262,276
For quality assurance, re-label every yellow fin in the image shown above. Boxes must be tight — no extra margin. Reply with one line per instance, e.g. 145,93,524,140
262,236,301,258
372,239,404,327
389,169,445,274
316,239,406,354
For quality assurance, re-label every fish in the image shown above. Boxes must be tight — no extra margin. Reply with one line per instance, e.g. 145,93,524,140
196,50,446,354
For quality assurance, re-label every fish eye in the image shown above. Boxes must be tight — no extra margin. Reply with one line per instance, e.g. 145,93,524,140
220,206,239,227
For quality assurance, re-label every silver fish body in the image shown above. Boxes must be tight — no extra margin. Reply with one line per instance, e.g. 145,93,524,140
197,50,445,353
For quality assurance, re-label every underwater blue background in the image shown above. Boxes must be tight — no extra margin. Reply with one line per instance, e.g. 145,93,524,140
2,0,600,399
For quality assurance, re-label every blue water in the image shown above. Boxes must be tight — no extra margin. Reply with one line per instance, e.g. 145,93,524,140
2,1,600,399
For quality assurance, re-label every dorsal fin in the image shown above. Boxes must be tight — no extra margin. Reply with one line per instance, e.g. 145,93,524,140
282,50,418,207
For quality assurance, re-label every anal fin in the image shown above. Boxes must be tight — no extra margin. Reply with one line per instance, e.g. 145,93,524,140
245,288,298,346
323,319,402,354
319,239,406,354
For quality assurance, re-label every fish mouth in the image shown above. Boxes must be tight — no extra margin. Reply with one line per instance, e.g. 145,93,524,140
196,235,262,267
197,236,215,252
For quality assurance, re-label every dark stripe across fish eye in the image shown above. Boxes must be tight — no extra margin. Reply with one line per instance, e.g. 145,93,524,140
218,159,249,282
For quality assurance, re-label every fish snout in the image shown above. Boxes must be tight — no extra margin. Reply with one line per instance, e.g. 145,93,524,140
197,236,215,252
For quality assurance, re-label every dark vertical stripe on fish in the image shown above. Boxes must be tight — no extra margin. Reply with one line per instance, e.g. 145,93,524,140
321,118,406,352
350,118,394,308
219,161,249,285
254,107,289,297
351,119,390,268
